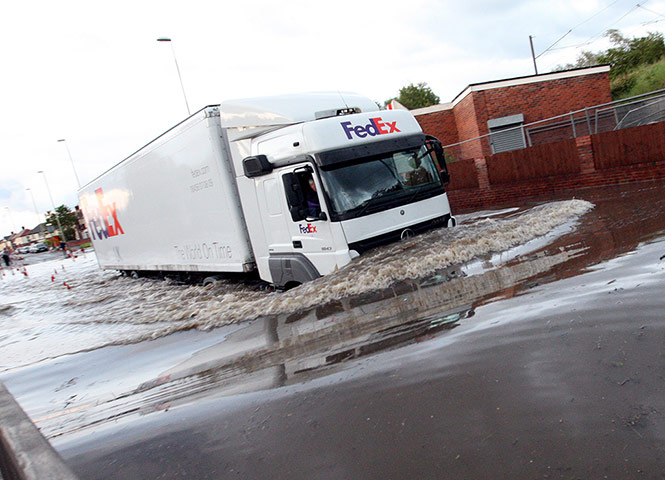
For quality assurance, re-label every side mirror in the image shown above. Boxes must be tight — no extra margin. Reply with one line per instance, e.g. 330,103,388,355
425,135,445,165
426,135,450,186
243,154,273,177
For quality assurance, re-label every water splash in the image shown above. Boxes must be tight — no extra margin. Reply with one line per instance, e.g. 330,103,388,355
0,199,593,369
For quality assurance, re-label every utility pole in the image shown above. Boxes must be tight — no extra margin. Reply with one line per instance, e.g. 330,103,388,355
529,35,539,75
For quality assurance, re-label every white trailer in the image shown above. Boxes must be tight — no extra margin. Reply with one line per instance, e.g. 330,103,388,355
79,93,455,288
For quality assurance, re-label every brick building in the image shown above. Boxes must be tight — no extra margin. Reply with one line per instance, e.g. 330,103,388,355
412,65,612,161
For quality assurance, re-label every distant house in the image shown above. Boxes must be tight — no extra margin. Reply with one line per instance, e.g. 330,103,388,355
1,235,12,251
11,228,32,247
27,223,48,244
413,65,612,160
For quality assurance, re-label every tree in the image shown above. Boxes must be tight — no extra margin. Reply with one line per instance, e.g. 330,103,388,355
385,82,440,110
556,30,665,79
46,205,79,241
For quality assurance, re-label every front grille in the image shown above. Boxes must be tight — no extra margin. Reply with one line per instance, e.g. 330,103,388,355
348,214,450,254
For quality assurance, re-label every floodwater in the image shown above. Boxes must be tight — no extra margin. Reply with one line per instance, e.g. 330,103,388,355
1,181,665,479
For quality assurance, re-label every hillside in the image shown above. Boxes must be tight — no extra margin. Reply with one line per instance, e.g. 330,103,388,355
612,57,665,99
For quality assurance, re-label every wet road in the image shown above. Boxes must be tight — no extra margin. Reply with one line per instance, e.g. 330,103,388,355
3,181,665,479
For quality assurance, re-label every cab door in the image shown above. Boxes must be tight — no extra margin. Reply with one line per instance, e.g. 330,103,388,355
255,163,347,287
279,166,342,276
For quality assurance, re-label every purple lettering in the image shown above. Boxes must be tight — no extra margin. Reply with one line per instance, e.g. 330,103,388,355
341,121,354,140
353,125,367,138
366,119,380,136
341,117,400,140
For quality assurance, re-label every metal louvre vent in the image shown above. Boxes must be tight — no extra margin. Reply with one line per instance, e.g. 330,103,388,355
488,114,526,154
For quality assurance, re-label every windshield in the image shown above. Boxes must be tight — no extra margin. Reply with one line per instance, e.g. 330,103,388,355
319,145,443,220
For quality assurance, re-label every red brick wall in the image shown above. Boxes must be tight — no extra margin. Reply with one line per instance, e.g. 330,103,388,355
487,139,580,185
593,122,665,170
453,95,485,159
447,159,479,190
416,109,458,146
479,72,612,125
416,70,612,162
444,126,665,213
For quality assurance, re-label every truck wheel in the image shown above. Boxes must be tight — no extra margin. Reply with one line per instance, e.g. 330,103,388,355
202,276,221,287
130,271,140,279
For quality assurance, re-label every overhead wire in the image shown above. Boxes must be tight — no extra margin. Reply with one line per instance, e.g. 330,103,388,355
622,3,665,35
535,0,622,57
635,3,665,27
636,3,665,18
581,2,645,44
540,1,649,54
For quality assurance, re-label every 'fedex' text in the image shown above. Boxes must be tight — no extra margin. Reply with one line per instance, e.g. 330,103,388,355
341,117,400,140
299,223,317,234
82,188,124,241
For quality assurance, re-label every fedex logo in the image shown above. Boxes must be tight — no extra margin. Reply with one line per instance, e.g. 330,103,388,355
341,117,400,140
80,188,125,241
299,223,317,234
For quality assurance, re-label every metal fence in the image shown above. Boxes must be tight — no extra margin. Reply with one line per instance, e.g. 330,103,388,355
442,89,665,162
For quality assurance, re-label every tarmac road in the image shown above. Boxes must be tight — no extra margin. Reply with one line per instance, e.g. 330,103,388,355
6,182,665,479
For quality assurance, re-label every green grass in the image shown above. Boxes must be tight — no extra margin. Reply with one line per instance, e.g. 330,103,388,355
612,58,665,99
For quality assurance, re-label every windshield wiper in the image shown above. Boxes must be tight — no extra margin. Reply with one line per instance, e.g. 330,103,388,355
346,189,408,218
349,196,384,218
406,184,442,204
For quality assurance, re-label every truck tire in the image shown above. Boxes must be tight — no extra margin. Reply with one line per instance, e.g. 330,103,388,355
202,276,221,287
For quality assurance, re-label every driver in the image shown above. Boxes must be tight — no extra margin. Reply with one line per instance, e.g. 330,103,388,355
306,177,321,217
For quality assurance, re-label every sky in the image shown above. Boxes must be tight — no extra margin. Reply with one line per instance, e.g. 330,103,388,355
2,0,665,238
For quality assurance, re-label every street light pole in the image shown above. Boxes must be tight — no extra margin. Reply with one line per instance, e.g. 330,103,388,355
37,170,66,241
25,188,41,224
57,139,81,189
157,37,191,115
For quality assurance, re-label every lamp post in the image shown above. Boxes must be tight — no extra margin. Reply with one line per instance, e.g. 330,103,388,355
57,139,81,189
37,170,66,241
157,37,191,115
25,188,41,224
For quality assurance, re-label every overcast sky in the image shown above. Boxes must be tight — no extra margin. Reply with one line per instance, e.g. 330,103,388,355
2,0,665,238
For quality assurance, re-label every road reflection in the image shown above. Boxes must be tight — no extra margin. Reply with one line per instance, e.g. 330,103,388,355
41,240,587,439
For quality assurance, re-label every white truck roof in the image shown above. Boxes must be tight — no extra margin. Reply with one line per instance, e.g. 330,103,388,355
220,92,380,128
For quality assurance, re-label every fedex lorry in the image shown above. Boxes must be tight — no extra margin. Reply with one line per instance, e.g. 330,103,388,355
79,93,455,288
